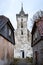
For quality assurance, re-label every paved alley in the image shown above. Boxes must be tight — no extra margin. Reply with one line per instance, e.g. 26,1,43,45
14,58,32,65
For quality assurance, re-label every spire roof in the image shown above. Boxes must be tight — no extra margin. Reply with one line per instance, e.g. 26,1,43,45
21,3,23,11
16,3,28,17
19,3,25,15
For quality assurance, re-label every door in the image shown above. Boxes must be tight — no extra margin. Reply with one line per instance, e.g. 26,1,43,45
22,51,24,58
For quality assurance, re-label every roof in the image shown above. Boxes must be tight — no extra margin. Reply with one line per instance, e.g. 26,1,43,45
19,4,25,15
31,22,36,34
33,10,43,22
31,10,43,34
16,4,28,17
0,15,15,45
0,15,14,31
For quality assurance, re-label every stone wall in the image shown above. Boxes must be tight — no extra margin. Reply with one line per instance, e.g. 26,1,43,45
33,40,43,65
14,30,32,58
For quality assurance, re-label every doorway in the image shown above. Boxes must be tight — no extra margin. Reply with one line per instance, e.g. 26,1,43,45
21,50,24,58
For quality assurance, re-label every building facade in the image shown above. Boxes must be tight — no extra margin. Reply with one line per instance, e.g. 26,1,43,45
0,15,15,65
31,11,43,65
14,5,32,58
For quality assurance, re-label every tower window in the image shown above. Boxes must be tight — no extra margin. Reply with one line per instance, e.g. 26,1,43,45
21,22,23,28
21,30,23,35
21,18,23,21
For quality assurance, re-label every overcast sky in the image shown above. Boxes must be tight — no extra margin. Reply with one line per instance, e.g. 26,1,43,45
0,0,43,31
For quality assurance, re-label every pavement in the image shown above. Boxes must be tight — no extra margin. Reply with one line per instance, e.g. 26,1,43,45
16,59,32,65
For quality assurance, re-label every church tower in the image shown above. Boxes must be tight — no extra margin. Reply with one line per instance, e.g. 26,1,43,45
16,4,28,40
14,4,32,58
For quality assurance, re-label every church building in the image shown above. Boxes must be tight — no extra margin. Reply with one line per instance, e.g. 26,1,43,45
14,4,32,58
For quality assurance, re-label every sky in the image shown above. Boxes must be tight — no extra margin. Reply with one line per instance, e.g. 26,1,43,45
0,0,43,31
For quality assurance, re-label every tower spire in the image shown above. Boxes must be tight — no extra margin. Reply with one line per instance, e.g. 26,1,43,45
21,3,23,11
19,3,25,15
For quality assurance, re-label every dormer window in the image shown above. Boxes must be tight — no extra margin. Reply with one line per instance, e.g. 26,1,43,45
9,29,11,36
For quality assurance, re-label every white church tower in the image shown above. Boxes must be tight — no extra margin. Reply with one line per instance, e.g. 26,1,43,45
14,4,32,58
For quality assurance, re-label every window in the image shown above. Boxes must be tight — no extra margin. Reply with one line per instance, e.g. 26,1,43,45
21,30,23,35
21,22,23,28
9,29,11,37
21,18,23,21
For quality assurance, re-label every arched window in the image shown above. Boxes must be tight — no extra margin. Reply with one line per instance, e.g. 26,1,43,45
21,18,23,21
21,22,23,28
21,30,23,35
